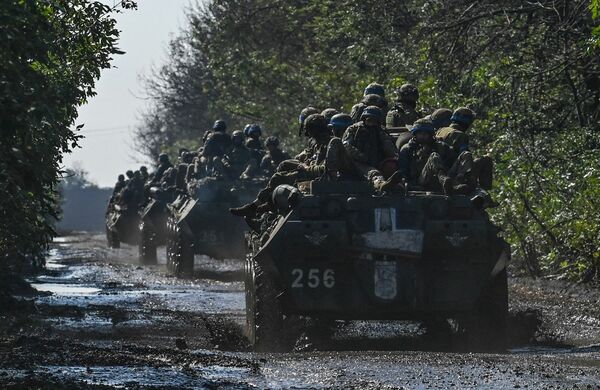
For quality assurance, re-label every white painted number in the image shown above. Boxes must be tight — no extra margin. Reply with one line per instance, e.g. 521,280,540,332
291,268,335,288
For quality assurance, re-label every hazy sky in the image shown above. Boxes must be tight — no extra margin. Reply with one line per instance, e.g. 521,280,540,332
64,0,192,188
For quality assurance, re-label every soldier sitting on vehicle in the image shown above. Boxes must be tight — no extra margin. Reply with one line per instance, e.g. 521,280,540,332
111,174,126,202
195,120,232,178
350,92,388,124
139,166,149,183
321,108,339,124
260,136,291,176
429,108,453,131
218,130,257,179
150,154,173,185
397,118,476,195
386,83,423,130
436,107,493,190
244,124,265,162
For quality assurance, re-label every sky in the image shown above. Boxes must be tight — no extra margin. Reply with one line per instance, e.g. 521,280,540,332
63,0,192,188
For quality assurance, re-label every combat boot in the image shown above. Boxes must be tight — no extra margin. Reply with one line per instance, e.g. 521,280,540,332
377,171,403,193
229,201,258,217
438,174,453,195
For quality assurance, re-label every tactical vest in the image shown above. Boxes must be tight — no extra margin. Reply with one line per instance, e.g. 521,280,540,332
386,102,421,129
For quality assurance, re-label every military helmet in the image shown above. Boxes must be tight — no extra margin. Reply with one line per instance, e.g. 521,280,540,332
213,119,227,132
398,83,419,102
245,124,262,137
410,118,435,134
364,82,385,97
139,166,148,173
304,113,328,137
232,130,245,142
431,108,453,129
451,107,476,126
362,93,387,109
118,174,125,181
125,170,134,178
265,136,280,147
158,153,169,163
360,105,383,121
321,108,339,122
329,113,353,129
299,106,320,135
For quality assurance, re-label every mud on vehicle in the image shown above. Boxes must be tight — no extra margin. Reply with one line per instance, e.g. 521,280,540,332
245,180,510,352
166,176,267,277
105,203,140,248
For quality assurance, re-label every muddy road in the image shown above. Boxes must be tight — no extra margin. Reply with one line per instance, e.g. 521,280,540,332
2,233,600,389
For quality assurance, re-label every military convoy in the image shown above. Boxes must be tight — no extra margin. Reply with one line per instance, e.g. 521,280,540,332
105,203,140,249
244,180,509,351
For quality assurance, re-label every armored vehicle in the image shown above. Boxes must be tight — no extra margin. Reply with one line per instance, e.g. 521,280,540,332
138,187,176,264
166,176,267,277
105,203,140,248
245,180,510,351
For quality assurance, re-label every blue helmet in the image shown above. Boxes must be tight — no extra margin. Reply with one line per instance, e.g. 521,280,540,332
245,123,262,137
329,113,353,129
410,118,435,134
212,119,227,132
360,106,383,121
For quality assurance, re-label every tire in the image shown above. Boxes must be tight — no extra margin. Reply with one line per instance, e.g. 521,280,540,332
168,218,194,278
139,221,157,265
461,269,508,352
245,253,284,352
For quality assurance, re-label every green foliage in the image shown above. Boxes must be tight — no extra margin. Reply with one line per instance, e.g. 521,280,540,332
137,0,600,281
0,1,124,269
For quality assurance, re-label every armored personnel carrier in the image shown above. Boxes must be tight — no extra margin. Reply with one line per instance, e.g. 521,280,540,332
244,180,510,351
166,176,267,277
105,203,140,248
138,187,176,264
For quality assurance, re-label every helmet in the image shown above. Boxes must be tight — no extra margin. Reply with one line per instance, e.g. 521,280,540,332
118,174,125,181
158,153,169,163
410,118,435,134
360,106,383,121
321,108,339,122
299,106,319,124
362,93,387,109
139,165,147,172
451,107,476,127
213,119,227,132
245,124,262,137
364,82,385,97
304,114,328,137
398,83,419,102
232,130,245,142
329,113,353,128
265,136,280,147
125,170,134,178
431,108,453,129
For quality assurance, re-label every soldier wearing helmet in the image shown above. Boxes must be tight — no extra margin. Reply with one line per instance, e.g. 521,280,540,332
295,106,321,163
321,108,339,123
337,106,401,192
436,107,493,190
150,154,173,185
430,108,453,130
386,83,423,131
244,124,265,161
350,92,388,124
260,136,291,176
396,118,458,194
110,174,126,203
219,130,256,179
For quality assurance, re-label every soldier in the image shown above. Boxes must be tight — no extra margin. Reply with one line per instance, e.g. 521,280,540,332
110,174,126,202
220,130,255,179
244,124,264,161
139,166,149,182
295,106,321,163
386,83,423,130
350,93,388,124
151,154,173,184
202,119,228,145
230,114,336,218
196,120,232,177
260,136,291,176
328,113,353,138
436,107,493,190
335,106,401,192
397,118,474,194
321,108,339,123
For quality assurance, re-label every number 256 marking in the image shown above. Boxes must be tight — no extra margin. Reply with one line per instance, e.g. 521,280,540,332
291,268,335,288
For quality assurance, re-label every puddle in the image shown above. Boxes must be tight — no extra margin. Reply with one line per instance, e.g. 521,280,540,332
31,283,101,296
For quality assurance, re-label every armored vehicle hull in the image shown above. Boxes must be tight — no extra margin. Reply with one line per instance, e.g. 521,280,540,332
138,194,171,264
166,177,266,277
105,204,140,248
245,181,510,351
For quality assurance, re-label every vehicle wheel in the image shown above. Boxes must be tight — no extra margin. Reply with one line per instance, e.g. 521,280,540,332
139,221,157,265
461,269,508,352
246,254,284,352
170,220,194,278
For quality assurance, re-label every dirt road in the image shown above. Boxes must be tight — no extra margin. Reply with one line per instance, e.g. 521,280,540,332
1,233,600,389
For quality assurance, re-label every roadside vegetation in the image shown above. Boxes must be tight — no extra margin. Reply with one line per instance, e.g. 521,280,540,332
136,0,600,281
0,0,135,275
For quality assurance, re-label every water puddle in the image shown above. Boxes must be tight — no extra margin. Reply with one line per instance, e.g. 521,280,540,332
31,283,101,296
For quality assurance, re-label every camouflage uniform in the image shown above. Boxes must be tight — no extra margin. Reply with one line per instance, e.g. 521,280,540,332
221,131,256,179
386,84,423,153
151,155,173,185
